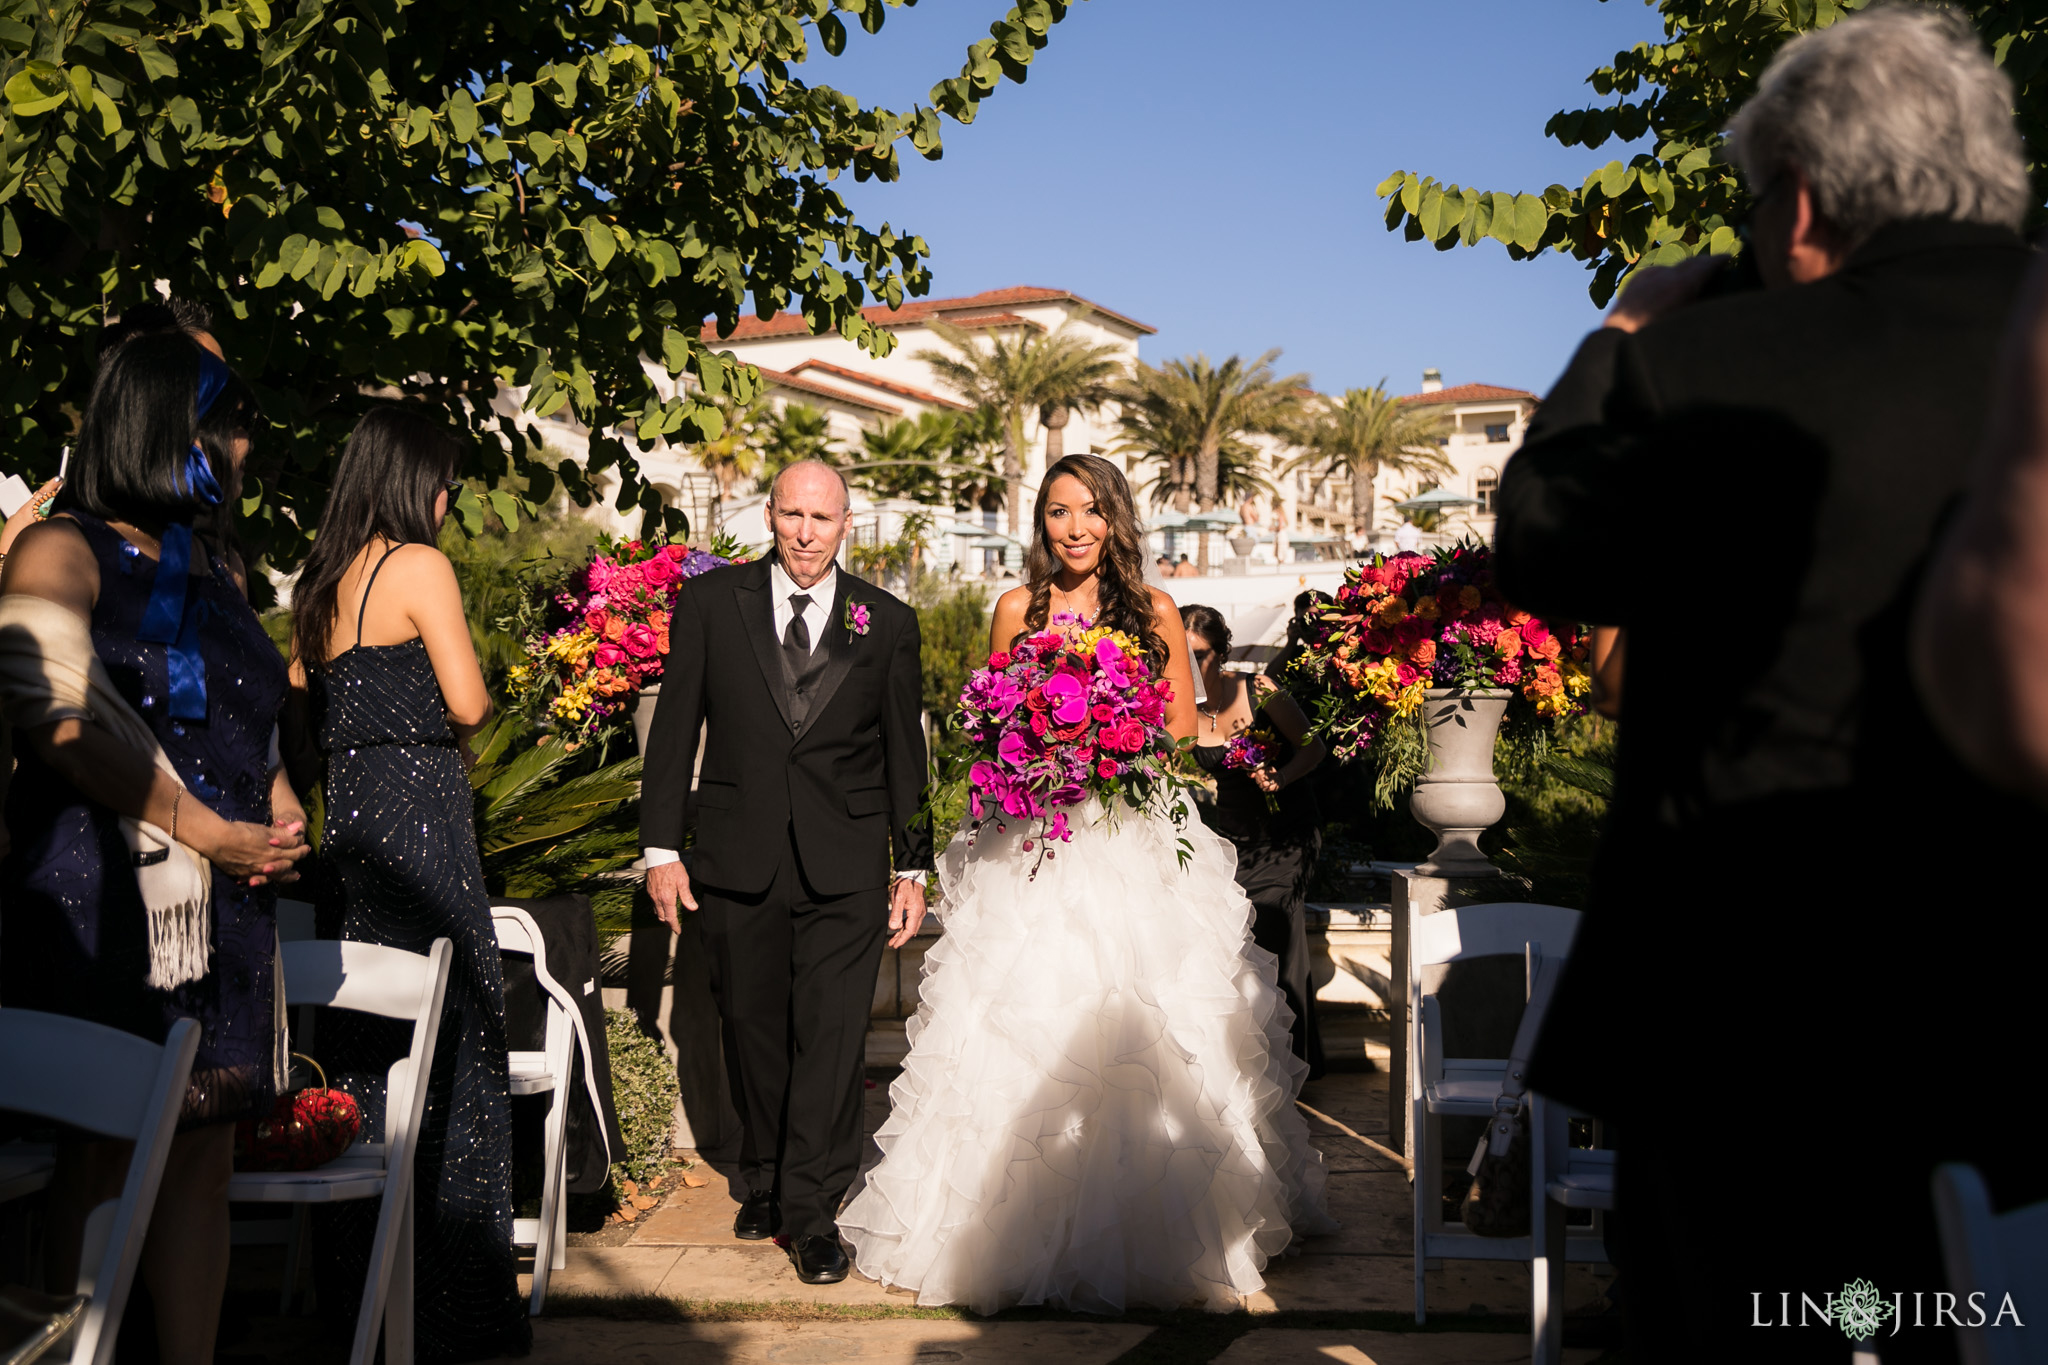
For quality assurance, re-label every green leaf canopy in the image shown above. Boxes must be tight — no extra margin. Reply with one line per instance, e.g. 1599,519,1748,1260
0,0,1077,575
1376,1,2048,307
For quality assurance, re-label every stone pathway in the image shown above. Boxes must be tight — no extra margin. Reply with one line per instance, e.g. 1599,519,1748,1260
221,1018,1615,1363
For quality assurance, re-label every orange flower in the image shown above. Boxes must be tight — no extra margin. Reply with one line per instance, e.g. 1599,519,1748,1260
603,616,627,643
1495,628,1523,657
1508,609,1532,626
1409,639,1437,668
1529,665,1563,697
1413,596,1440,622
1536,635,1562,660
1376,597,1408,625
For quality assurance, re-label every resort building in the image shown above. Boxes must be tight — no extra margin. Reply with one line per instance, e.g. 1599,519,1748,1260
502,285,1537,571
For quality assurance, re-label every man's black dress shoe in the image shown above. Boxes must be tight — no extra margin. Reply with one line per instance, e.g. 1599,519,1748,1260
789,1234,850,1284
733,1191,777,1241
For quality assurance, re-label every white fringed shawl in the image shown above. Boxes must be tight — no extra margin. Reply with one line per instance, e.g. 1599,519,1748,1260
0,591,214,989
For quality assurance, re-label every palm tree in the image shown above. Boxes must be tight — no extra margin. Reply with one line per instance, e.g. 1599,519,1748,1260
1114,352,1306,569
693,395,773,496
759,403,833,486
1289,384,1451,535
851,412,960,503
914,322,1126,537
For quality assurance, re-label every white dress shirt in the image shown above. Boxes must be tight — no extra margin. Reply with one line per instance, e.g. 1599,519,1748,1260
771,559,835,653
644,557,923,884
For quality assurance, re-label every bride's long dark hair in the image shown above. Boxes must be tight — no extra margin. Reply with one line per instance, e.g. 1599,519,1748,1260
1022,453,1169,667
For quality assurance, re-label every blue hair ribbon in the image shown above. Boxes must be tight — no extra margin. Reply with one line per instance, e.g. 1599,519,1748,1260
137,349,233,722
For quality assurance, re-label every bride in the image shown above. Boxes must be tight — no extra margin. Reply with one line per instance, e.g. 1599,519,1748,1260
837,453,1335,1313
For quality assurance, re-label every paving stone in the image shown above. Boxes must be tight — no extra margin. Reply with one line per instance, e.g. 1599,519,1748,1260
631,1182,748,1247
527,1317,1152,1364
654,1245,913,1306
1245,1252,1610,1318
1212,1327,1602,1364
532,1246,685,1299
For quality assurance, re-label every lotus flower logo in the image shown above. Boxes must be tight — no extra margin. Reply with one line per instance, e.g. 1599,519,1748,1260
1833,1279,1896,1341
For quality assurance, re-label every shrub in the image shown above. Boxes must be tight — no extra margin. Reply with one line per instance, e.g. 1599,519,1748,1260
604,1007,679,1188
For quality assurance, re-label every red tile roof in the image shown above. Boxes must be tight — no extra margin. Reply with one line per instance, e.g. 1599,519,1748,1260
785,360,972,411
703,286,1156,342
1398,382,1539,407
754,365,900,415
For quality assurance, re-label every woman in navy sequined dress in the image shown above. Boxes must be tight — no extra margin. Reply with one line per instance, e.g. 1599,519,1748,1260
288,408,529,1362
0,330,310,1365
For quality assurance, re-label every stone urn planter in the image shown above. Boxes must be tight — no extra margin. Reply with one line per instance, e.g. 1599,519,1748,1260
1409,688,1512,877
632,685,660,757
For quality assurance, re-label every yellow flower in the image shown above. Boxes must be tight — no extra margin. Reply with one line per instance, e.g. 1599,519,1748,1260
1390,681,1429,719
1376,597,1408,626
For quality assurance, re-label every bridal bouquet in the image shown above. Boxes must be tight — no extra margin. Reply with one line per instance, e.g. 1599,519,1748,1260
1287,543,1591,764
508,535,739,739
954,616,1190,865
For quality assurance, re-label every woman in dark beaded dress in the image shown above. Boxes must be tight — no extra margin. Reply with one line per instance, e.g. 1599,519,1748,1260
1181,604,1330,1076
0,330,311,1365
287,408,529,1362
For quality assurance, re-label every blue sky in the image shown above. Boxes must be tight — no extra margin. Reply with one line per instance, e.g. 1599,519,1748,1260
804,0,1664,399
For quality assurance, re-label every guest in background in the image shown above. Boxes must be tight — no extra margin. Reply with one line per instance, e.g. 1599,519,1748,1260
1181,604,1328,1074
287,408,529,1361
1493,9,2042,1356
1173,553,1198,578
0,331,308,1365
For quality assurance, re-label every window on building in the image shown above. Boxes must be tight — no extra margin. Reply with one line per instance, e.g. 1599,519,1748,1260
1485,423,1510,443
1476,467,1499,514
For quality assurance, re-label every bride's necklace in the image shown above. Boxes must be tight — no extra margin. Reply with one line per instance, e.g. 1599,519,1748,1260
1049,580,1097,628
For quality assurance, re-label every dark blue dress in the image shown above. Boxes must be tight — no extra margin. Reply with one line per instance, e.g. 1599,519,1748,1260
1,511,283,1125
309,547,529,1363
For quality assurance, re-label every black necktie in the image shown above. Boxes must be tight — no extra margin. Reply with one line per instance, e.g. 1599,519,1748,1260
783,592,813,668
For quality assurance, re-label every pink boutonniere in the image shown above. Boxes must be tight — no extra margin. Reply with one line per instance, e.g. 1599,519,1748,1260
845,600,871,637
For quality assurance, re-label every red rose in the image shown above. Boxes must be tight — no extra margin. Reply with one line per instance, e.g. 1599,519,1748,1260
1030,712,1049,737
585,608,612,634
1025,687,1048,713
1091,704,1114,723
663,543,687,561
1097,760,1119,779
641,554,680,588
989,651,1012,669
621,623,660,659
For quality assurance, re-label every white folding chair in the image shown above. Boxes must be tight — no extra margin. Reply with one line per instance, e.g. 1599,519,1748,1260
490,906,576,1313
0,1010,199,1365
227,939,451,1365
1409,900,1601,1322
1934,1162,2048,1365
1530,1088,1616,1363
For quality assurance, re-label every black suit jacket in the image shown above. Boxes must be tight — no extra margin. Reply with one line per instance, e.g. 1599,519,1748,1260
638,558,932,897
1497,219,2044,1119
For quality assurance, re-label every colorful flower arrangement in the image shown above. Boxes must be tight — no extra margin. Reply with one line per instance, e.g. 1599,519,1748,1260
508,535,740,739
1288,543,1591,764
954,614,1191,868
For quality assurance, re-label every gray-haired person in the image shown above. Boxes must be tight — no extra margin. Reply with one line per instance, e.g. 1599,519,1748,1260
1494,8,2043,1358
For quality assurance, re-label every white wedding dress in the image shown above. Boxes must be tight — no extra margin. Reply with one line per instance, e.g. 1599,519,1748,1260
837,800,1337,1313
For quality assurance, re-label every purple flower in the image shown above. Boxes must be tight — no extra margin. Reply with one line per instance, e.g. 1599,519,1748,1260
997,731,1032,768
1041,671,1088,724
845,600,871,636
1094,637,1131,687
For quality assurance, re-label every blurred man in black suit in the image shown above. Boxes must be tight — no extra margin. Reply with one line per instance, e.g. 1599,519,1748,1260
1496,9,2043,1359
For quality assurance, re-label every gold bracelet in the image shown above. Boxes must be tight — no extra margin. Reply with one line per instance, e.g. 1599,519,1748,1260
170,787,181,843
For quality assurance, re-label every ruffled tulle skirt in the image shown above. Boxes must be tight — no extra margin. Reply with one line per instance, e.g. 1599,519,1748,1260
837,801,1336,1313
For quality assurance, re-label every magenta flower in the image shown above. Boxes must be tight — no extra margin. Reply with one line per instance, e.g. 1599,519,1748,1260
845,600,871,636
1041,671,1088,724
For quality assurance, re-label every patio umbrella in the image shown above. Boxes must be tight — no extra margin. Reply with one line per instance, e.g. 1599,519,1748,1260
1392,487,1485,512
